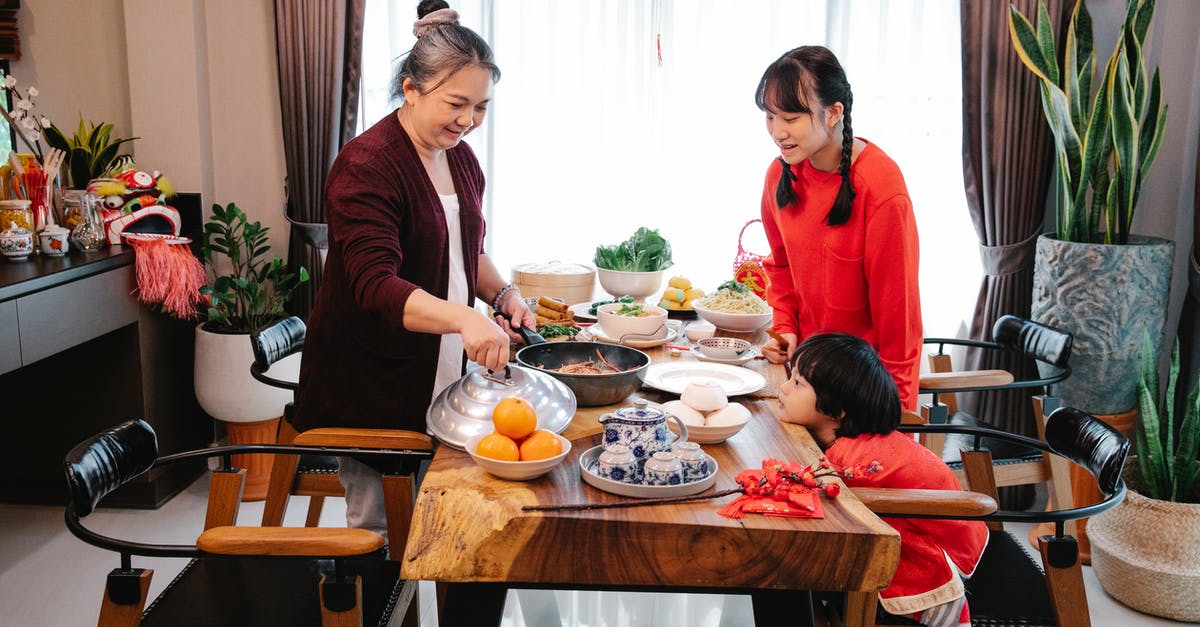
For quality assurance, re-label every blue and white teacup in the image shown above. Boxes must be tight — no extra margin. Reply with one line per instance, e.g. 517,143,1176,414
598,399,688,462
643,451,684,486
597,444,640,484
673,441,710,483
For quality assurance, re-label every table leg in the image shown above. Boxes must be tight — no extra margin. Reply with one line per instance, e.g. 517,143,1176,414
438,583,508,627
843,590,878,627
751,589,814,627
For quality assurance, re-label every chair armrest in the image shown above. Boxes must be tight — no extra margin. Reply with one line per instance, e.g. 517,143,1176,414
920,369,1014,390
851,487,998,517
293,428,435,451
197,526,385,557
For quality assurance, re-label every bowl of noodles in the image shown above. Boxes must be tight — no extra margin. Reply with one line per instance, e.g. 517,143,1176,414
691,282,773,332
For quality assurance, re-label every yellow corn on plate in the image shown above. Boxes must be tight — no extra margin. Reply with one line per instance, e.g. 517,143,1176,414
684,288,705,301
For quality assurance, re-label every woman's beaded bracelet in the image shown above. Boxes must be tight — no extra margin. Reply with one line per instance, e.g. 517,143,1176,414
491,283,520,312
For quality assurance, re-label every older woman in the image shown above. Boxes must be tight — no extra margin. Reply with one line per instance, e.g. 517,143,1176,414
295,0,533,536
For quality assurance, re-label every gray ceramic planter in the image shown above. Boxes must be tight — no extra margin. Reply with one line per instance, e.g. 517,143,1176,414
1032,234,1175,414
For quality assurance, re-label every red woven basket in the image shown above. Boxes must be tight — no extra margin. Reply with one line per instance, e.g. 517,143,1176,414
732,219,769,298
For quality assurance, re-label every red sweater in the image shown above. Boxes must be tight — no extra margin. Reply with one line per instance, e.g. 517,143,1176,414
294,111,485,432
760,141,922,409
826,431,988,616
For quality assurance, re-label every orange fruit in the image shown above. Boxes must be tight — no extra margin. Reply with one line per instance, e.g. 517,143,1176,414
492,397,538,440
519,429,563,461
475,433,520,461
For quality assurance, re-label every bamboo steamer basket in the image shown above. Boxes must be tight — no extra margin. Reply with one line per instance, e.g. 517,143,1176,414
512,261,596,305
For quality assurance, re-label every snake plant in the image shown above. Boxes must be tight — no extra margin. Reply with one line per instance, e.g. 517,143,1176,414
1135,334,1200,503
1009,0,1167,244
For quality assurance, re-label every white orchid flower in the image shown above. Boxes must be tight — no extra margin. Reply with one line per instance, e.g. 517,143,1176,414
3,75,15,89
40,116,51,128
15,98,31,110
11,107,24,120
27,87,37,97
21,116,37,130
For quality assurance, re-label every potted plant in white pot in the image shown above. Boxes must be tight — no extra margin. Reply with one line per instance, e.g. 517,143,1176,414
195,202,308,500
1087,335,1200,620
1010,0,1172,416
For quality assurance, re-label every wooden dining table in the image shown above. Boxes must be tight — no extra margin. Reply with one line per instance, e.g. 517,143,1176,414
401,331,901,627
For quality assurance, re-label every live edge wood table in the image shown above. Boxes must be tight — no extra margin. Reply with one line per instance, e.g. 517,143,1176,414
402,345,901,627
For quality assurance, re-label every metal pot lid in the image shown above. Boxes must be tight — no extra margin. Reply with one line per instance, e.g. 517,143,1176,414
426,364,577,450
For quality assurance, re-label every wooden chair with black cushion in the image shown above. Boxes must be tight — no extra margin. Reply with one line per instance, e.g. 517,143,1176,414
64,418,435,626
920,315,1075,512
250,316,345,528
847,406,1129,627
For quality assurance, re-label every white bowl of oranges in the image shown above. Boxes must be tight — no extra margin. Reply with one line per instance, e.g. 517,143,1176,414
466,397,573,481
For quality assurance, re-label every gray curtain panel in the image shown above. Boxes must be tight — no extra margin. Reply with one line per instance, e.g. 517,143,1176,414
274,0,366,318
958,0,1066,440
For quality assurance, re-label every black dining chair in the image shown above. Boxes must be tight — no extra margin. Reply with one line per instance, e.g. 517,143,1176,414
64,418,435,626
844,406,1129,627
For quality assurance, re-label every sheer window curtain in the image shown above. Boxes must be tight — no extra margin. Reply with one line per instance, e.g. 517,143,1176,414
361,0,977,343
361,2,972,625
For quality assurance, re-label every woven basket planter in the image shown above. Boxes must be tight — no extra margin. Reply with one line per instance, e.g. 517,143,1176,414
1087,488,1200,621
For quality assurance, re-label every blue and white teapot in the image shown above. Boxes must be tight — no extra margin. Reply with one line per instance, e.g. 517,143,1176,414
598,399,688,461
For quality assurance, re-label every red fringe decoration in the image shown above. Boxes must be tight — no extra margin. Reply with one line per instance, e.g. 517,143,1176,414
126,236,207,318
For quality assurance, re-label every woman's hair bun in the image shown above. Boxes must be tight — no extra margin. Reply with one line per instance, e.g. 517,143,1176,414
413,1,458,38
417,0,450,20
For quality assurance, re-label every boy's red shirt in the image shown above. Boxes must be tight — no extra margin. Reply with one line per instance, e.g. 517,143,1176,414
826,431,989,616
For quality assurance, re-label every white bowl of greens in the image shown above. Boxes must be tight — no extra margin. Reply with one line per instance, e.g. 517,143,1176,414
594,227,673,300
596,301,669,341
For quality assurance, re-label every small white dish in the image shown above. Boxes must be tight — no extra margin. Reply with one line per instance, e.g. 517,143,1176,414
464,431,572,481
568,302,599,322
584,323,678,348
685,321,716,341
666,415,749,444
689,345,758,366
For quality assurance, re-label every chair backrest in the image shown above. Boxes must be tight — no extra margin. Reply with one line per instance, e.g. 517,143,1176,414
251,316,306,387
1044,406,1130,496
992,315,1073,368
287,215,328,266
64,419,158,517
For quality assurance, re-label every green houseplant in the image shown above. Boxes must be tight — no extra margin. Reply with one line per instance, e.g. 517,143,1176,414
199,202,309,332
42,116,138,189
1009,0,1167,245
1087,334,1200,620
194,202,308,500
1010,0,1175,415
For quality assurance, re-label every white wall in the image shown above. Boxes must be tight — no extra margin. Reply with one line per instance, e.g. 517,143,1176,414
10,0,289,258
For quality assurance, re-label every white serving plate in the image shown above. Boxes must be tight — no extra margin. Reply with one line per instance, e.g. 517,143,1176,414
689,345,758,366
578,445,718,498
643,362,766,396
583,323,678,349
666,415,748,444
568,302,599,322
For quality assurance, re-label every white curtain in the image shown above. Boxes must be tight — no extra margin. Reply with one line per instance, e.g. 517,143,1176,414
364,3,976,624
362,0,977,341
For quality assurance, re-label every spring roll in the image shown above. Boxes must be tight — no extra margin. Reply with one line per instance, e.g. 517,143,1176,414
537,296,569,313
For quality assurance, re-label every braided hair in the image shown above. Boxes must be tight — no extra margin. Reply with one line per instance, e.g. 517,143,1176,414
755,46,856,226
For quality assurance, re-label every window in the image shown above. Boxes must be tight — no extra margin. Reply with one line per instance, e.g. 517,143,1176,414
360,0,980,340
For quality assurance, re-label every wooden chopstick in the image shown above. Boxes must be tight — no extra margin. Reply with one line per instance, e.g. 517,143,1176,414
522,487,743,512
764,328,792,378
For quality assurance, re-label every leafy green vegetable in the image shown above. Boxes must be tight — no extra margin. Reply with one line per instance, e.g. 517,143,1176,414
717,280,750,294
593,227,673,272
538,324,579,339
588,295,636,315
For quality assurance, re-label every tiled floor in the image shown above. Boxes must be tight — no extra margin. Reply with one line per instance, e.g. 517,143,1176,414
0,474,1185,626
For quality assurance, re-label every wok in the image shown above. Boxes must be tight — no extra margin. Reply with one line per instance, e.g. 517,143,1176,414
515,341,650,407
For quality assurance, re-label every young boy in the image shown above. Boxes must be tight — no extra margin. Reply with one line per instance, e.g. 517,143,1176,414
777,332,988,627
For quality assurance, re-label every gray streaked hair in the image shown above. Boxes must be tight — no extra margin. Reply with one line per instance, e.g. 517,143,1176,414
390,0,500,104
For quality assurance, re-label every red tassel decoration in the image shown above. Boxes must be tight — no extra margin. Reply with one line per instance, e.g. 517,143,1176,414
125,234,206,318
